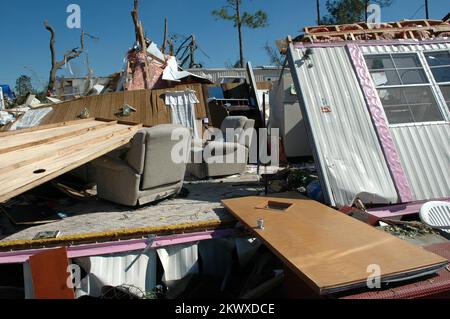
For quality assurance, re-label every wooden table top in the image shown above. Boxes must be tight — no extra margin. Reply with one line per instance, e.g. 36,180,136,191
222,195,448,295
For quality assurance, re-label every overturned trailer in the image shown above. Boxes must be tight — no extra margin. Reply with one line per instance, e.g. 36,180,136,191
277,20,450,213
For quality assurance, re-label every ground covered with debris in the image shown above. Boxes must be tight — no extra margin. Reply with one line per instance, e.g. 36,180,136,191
0,171,264,244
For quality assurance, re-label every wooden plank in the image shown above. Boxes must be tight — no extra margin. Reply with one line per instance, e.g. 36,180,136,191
222,196,448,295
0,126,137,200
0,133,134,203
0,123,125,173
0,118,95,137
29,247,75,299
0,120,115,155
0,120,141,203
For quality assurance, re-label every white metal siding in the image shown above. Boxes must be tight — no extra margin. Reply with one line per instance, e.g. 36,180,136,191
391,123,450,201
188,68,284,83
361,43,450,54
363,43,450,201
74,250,157,298
289,46,399,207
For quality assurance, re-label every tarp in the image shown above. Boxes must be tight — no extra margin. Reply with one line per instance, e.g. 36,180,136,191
0,87,4,110
0,85,15,99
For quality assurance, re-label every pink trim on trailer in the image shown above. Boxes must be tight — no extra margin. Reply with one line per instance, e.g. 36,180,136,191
367,198,450,220
346,43,414,203
294,38,450,49
0,229,235,265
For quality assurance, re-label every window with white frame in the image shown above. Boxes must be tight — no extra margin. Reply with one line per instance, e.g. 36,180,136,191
365,53,444,125
424,51,450,109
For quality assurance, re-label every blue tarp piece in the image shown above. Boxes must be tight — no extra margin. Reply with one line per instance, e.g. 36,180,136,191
0,85,15,99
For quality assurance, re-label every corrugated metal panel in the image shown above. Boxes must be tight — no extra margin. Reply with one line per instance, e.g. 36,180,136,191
157,243,199,282
391,123,450,201
361,42,450,54
288,45,399,207
362,43,450,201
74,250,157,298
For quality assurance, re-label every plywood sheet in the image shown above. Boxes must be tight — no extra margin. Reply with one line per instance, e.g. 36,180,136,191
0,119,141,203
222,196,448,295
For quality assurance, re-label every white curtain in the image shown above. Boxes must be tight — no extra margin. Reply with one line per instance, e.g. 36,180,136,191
165,90,200,139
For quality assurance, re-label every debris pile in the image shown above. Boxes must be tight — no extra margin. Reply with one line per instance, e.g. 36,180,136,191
300,19,450,43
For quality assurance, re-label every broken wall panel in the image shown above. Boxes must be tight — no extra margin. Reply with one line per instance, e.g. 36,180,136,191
74,250,157,298
157,243,199,282
360,43,450,202
36,84,207,129
288,44,399,208
391,123,450,201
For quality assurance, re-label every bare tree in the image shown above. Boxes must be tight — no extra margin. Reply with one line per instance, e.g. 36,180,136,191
161,17,168,54
44,20,86,94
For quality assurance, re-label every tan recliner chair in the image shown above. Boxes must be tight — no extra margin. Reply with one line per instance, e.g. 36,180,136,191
92,125,191,206
188,116,255,179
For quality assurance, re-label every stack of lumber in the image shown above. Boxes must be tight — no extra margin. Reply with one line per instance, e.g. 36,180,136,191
0,119,141,203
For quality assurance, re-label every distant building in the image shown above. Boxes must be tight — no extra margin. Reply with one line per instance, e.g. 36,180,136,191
187,66,287,83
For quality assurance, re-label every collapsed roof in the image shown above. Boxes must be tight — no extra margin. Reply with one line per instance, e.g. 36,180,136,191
299,19,450,43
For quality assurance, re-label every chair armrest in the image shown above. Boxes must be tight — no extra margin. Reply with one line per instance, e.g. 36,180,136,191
92,156,135,174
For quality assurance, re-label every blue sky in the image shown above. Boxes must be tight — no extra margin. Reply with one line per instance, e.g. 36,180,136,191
0,0,449,90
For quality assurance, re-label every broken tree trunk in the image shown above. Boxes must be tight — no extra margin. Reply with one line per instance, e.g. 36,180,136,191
131,0,147,50
44,21,85,95
169,39,174,56
161,17,168,54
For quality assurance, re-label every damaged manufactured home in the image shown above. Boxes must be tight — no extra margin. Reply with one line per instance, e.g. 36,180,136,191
277,20,450,215
1,13,450,300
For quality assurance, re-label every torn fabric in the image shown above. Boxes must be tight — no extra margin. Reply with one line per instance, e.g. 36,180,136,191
165,90,200,139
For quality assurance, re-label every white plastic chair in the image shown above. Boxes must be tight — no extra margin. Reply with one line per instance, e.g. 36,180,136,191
420,201,450,234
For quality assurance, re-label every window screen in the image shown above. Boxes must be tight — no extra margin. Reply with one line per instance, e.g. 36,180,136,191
365,53,444,125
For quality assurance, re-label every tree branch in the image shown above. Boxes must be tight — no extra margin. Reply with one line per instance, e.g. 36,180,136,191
44,21,56,73
44,21,85,93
